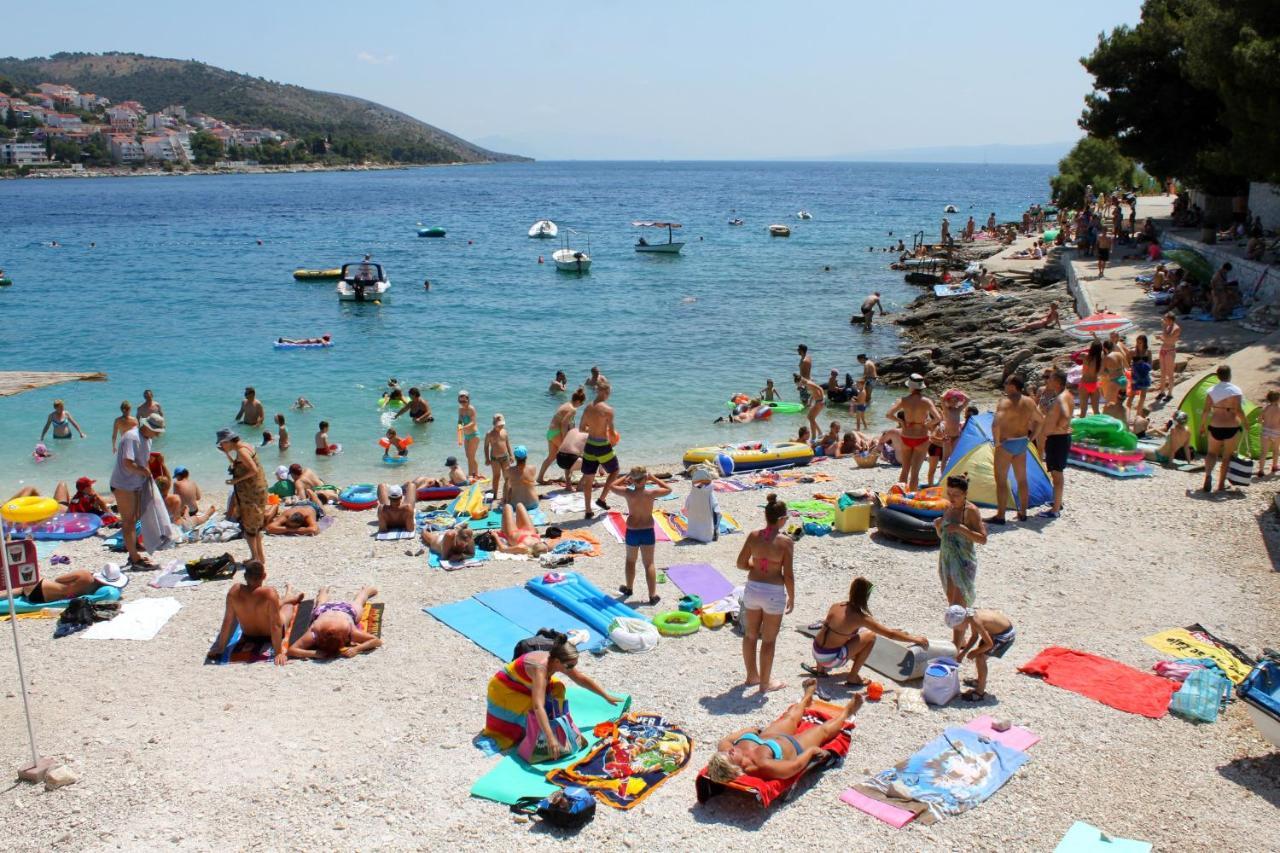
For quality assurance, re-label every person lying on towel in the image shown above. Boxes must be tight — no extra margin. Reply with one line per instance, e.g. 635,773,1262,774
377,483,415,533
207,559,303,666
288,585,382,660
475,504,554,556
421,523,476,562
5,562,129,606
264,503,321,536
706,680,861,784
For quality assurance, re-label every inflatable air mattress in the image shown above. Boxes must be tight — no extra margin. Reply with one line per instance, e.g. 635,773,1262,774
4,512,102,541
417,484,462,502
873,505,940,546
273,340,332,350
525,571,643,637
8,584,121,614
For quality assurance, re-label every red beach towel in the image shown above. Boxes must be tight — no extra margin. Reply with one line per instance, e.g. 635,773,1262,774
1019,646,1177,718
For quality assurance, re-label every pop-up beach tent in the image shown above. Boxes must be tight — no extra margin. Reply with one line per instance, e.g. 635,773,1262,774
941,412,1053,509
1178,373,1261,458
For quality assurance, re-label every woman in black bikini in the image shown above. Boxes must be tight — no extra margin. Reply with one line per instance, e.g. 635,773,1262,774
804,577,928,686
1199,364,1248,492
9,564,128,605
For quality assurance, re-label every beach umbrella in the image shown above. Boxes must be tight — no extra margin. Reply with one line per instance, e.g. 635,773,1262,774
1164,248,1213,285
1065,312,1136,339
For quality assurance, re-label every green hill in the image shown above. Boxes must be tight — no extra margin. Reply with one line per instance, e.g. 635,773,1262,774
0,52,526,164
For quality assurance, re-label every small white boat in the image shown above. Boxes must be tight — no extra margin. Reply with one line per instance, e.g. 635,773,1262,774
553,248,591,272
528,219,558,239
769,224,791,237
633,221,684,255
796,210,813,220
335,259,391,303
728,218,744,226
944,204,958,213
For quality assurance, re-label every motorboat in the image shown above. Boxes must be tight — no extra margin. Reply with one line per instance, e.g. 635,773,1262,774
528,219,558,239
728,218,744,226
796,210,813,220
417,226,446,238
944,204,958,213
633,221,684,254
335,258,391,303
552,229,591,273
768,224,791,237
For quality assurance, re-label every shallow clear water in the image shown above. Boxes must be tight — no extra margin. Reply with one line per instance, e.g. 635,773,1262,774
0,161,1051,488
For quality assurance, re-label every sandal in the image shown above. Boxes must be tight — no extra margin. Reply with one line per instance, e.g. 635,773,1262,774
801,663,833,678
127,558,157,571
618,585,633,597
960,689,986,702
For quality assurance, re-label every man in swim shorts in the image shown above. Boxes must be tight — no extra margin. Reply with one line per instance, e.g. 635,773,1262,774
376,483,415,533
990,375,1042,524
288,586,382,659
206,560,302,666
235,386,265,429
857,354,877,404
610,467,671,605
579,382,620,519
264,503,321,536
1035,368,1073,518
858,292,885,330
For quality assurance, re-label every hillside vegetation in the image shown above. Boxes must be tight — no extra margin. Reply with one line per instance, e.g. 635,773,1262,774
0,52,525,165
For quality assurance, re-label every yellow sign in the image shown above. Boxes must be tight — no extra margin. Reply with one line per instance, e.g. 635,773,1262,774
1143,629,1252,684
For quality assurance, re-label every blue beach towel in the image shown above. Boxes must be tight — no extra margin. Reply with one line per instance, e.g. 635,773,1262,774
424,599,529,660
427,549,492,570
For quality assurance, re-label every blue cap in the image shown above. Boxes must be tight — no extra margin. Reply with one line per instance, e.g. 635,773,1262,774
513,445,528,461
174,466,188,477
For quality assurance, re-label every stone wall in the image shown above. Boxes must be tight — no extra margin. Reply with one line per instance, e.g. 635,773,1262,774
1165,232,1279,328
1248,183,1280,230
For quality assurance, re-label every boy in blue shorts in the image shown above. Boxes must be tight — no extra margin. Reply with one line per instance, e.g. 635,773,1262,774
611,466,671,605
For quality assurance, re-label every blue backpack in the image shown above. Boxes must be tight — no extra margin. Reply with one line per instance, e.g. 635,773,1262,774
512,786,596,830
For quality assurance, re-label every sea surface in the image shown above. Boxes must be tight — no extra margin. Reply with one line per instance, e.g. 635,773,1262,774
0,161,1052,489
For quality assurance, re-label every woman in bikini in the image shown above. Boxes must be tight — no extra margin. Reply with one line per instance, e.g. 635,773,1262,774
1156,313,1181,403
483,414,512,506
705,680,862,784
734,493,795,695
111,400,137,453
1199,364,1248,493
804,577,928,685
287,585,382,659
481,503,553,556
537,387,585,485
1079,340,1103,416
793,373,825,439
40,399,86,441
1101,337,1128,405
420,523,477,562
885,374,941,490
456,390,480,479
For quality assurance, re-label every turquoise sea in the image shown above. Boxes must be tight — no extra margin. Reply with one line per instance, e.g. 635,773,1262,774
0,161,1051,489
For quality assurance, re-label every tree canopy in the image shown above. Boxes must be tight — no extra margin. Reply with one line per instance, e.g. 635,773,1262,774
1050,138,1137,209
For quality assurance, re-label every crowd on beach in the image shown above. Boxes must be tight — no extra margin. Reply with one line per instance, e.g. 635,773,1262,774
3,195,1273,811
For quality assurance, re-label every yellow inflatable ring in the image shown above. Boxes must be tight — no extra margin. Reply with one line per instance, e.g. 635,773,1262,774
2,496,60,524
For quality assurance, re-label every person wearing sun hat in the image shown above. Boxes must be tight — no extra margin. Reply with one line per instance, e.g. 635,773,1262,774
268,464,295,499
110,413,166,570
11,562,128,607
217,427,268,566
885,374,941,491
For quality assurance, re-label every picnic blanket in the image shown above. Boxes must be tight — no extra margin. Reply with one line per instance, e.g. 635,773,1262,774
470,687,632,805
1019,647,1178,718
545,713,692,809
859,727,1029,823
1143,626,1254,684
81,597,181,641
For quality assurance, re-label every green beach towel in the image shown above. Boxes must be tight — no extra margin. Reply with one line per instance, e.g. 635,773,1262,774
786,499,837,527
470,686,632,805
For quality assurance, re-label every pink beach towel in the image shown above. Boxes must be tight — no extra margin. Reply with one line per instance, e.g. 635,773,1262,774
1019,647,1177,719
602,511,670,544
840,788,917,828
963,715,1041,752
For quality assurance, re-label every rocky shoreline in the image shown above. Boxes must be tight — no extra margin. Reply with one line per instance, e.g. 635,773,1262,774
875,241,1076,391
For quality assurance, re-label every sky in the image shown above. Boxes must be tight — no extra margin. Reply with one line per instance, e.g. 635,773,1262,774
15,0,1144,160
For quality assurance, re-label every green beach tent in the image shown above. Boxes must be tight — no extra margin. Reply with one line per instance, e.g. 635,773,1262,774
1177,372,1262,458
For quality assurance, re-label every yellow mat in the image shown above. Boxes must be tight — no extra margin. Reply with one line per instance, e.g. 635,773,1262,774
1142,628,1252,684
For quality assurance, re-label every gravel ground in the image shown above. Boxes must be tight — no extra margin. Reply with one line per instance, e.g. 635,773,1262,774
1,441,1278,852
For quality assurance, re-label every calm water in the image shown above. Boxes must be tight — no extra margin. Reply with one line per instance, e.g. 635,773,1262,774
0,161,1051,488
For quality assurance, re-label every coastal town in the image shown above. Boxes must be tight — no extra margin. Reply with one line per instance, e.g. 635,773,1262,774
0,81,287,170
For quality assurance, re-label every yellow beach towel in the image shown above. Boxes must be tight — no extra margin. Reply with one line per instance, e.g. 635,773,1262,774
1142,628,1252,684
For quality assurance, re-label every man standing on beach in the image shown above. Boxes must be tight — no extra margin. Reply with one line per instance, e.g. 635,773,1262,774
235,386,265,428
941,218,951,245
989,376,1042,524
797,344,813,405
1035,368,1073,519
858,292,885,330
857,354,878,404
579,380,620,519
1095,229,1112,279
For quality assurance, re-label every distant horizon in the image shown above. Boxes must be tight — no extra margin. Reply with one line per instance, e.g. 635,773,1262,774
9,1,1141,160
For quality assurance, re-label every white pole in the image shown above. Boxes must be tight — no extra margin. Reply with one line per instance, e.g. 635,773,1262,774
0,541,40,769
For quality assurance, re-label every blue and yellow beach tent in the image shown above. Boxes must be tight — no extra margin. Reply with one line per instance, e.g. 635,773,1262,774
940,412,1053,509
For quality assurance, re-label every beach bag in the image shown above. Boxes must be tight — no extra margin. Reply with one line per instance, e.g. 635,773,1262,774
1170,667,1232,723
510,786,596,830
609,617,659,653
185,553,238,581
922,657,961,706
1226,433,1253,487
518,700,586,763
512,628,564,660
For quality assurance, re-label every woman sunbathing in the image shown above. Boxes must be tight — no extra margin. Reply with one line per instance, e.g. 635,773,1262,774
420,523,476,562
478,504,553,555
287,585,381,659
706,680,861,783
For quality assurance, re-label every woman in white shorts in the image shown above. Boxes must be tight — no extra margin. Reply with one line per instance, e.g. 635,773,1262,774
734,493,795,695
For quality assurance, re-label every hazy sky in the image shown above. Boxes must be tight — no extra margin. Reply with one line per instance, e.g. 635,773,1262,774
18,0,1142,159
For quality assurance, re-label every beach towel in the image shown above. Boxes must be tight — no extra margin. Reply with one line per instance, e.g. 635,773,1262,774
549,530,602,558
654,509,740,542
545,713,693,809
664,563,734,603
148,562,201,589
81,597,181,641
602,511,670,545
474,587,606,653
711,477,755,493
1054,821,1152,852
695,702,852,807
1143,626,1254,684
374,530,417,540
427,549,493,570
963,715,1041,752
470,687,632,805
786,499,837,527
860,727,1029,823
547,492,587,514
1019,646,1178,718
139,481,179,553
425,598,529,660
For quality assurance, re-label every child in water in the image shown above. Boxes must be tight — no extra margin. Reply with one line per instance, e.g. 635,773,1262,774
275,413,289,451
